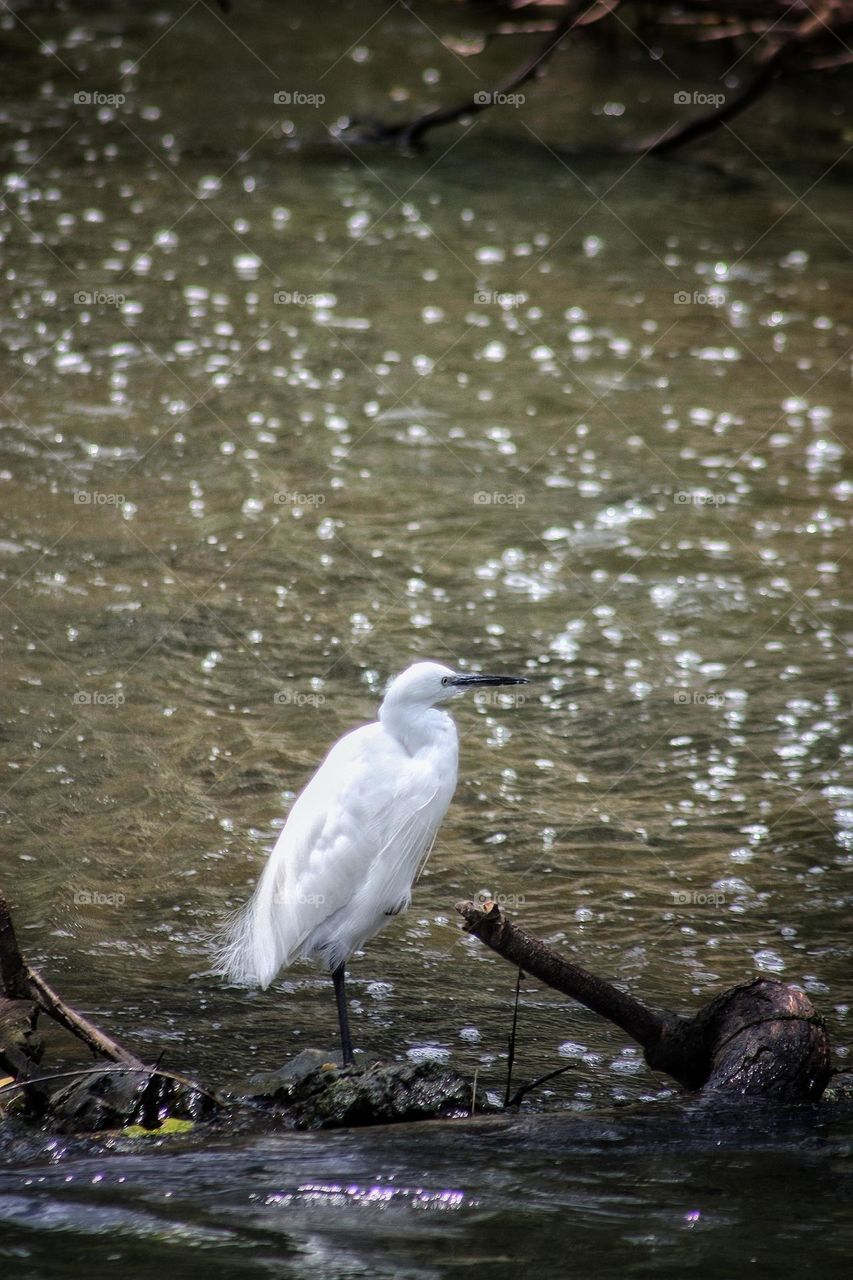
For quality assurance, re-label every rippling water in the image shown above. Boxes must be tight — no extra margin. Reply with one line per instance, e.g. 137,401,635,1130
1,1,852,1274
2,1101,852,1278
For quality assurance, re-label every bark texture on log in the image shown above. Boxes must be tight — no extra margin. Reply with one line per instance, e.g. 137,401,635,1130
694,979,832,1099
0,996,43,1081
457,900,832,1102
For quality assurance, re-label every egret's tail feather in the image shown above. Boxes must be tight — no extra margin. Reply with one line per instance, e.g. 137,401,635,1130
212,898,283,990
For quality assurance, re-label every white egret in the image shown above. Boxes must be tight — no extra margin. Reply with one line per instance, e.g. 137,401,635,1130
217,661,528,1064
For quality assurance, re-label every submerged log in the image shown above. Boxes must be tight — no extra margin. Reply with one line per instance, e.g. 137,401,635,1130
457,900,831,1102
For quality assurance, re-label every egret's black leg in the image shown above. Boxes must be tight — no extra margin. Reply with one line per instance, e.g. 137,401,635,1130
331,961,354,1066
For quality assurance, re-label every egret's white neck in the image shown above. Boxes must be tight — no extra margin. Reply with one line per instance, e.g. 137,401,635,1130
379,697,453,755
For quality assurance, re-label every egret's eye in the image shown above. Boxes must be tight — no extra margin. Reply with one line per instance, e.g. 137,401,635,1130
441,676,451,685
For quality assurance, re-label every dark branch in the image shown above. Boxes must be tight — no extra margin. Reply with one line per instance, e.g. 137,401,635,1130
0,885,145,1068
350,0,616,149
344,0,853,158
457,900,832,1100
458,898,679,1051
634,2,851,157
506,1062,575,1109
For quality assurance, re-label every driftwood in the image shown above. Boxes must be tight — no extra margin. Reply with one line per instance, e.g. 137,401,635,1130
344,0,853,156
0,885,225,1131
0,883,834,1133
457,900,832,1102
0,884,144,1068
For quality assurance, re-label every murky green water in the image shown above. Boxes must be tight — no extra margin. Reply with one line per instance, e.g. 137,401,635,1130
1,0,852,1274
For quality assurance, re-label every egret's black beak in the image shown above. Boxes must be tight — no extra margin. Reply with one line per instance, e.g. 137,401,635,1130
451,674,529,687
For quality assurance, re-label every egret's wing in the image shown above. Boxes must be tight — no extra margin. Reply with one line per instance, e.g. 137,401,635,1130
278,746,445,967
213,728,366,987
355,783,444,907
216,725,448,985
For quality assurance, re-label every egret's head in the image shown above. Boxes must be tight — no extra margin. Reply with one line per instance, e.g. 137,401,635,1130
382,661,528,710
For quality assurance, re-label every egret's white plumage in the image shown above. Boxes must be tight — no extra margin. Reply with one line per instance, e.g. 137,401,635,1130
216,660,527,1061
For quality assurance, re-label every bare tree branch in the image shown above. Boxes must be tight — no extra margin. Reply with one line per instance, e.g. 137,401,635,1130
345,0,853,157
1,885,145,1069
634,1,852,156
348,0,617,148
457,899,832,1100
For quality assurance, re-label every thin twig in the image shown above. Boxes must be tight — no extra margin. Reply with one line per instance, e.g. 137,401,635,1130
503,967,524,1108
506,1063,575,1110
0,1063,223,1108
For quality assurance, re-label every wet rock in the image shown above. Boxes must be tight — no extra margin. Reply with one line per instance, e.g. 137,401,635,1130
48,1067,219,1135
244,1047,355,1099
243,1049,491,1129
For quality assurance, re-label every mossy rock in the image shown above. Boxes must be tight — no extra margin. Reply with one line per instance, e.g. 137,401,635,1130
49,1068,218,1134
244,1049,492,1129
